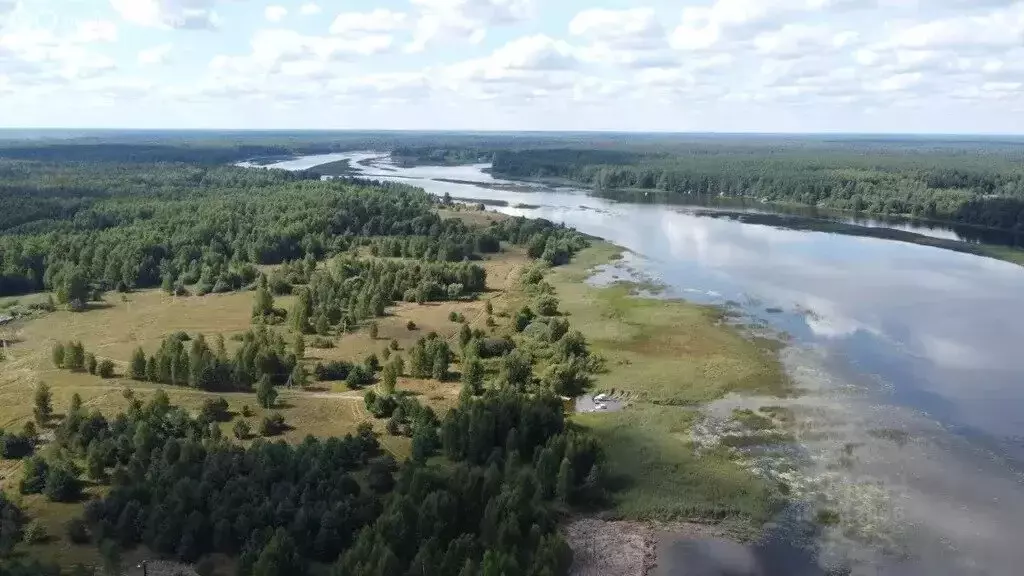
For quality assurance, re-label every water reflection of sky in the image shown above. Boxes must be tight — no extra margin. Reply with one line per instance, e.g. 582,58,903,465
265,153,1024,464
259,152,1024,573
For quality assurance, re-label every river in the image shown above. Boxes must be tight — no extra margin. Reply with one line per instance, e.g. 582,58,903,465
255,152,1024,576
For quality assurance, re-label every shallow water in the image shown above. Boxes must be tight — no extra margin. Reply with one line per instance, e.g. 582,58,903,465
255,152,1024,575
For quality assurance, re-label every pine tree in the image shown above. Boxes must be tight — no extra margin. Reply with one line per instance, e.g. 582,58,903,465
33,383,52,426
291,289,312,334
256,376,277,409
86,353,98,375
145,356,158,382
252,284,274,319
130,347,147,380
369,322,379,340
381,362,398,395
315,313,330,336
86,442,107,482
233,419,251,440
287,364,308,389
51,342,65,368
556,457,573,504
461,358,484,396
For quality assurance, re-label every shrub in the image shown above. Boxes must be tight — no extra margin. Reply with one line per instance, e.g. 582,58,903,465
65,517,90,545
0,432,34,459
259,413,287,437
233,419,251,440
24,521,47,544
97,359,115,378
314,360,352,381
309,336,334,349
535,295,559,316
406,320,417,331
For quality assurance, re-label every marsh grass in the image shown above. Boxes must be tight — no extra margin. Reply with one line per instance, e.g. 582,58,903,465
545,243,791,530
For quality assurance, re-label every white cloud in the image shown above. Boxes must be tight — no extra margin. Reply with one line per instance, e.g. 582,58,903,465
264,5,287,23
887,6,1024,50
109,0,222,30
408,0,535,52
754,24,859,59
570,8,675,69
138,44,173,65
442,35,579,101
670,0,874,51
74,20,119,43
330,9,408,35
299,3,321,16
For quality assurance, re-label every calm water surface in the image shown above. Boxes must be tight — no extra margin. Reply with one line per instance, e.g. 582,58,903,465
258,152,1024,576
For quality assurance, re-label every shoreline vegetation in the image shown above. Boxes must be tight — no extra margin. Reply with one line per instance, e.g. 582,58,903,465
547,242,790,533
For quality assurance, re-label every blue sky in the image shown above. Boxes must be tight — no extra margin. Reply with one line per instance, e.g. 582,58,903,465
1,0,1024,132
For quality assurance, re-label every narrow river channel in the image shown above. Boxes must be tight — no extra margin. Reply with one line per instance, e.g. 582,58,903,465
253,152,1024,576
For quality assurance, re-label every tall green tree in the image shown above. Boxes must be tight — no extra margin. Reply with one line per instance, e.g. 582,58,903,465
33,383,52,426
256,376,278,409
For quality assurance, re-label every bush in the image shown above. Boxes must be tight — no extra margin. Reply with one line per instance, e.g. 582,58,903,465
97,359,115,378
535,295,559,316
0,432,34,459
44,462,82,502
241,405,253,418
390,339,400,350
406,320,417,331
259,413,287,437
474,337,515,359
233,419,251,440
24,521,47,544
309,337,334,349
19,456,48,494
314,360,352,381
86,353,97,375
448,311,459,322
199,397,230,423
65,517,90,545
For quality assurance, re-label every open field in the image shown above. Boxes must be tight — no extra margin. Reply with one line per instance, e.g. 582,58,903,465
0,245,529,568
544,242,788,531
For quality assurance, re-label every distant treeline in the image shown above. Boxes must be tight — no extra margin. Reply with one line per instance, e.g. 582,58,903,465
490,147,1024,230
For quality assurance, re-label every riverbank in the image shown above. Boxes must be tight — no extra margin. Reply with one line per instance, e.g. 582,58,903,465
483,170,1024,268
545,242,790,535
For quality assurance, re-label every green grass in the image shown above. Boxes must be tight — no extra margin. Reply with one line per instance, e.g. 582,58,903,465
575,407,779,536
978,244,1024,267
549,247,788,405
545,242,790,531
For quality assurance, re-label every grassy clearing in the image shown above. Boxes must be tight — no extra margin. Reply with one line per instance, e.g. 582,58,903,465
541,242,789,530
0,247,529,567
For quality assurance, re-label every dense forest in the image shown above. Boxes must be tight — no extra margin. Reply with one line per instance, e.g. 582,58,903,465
0,386,600,576
489,147,1024,231
0,156,583,300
